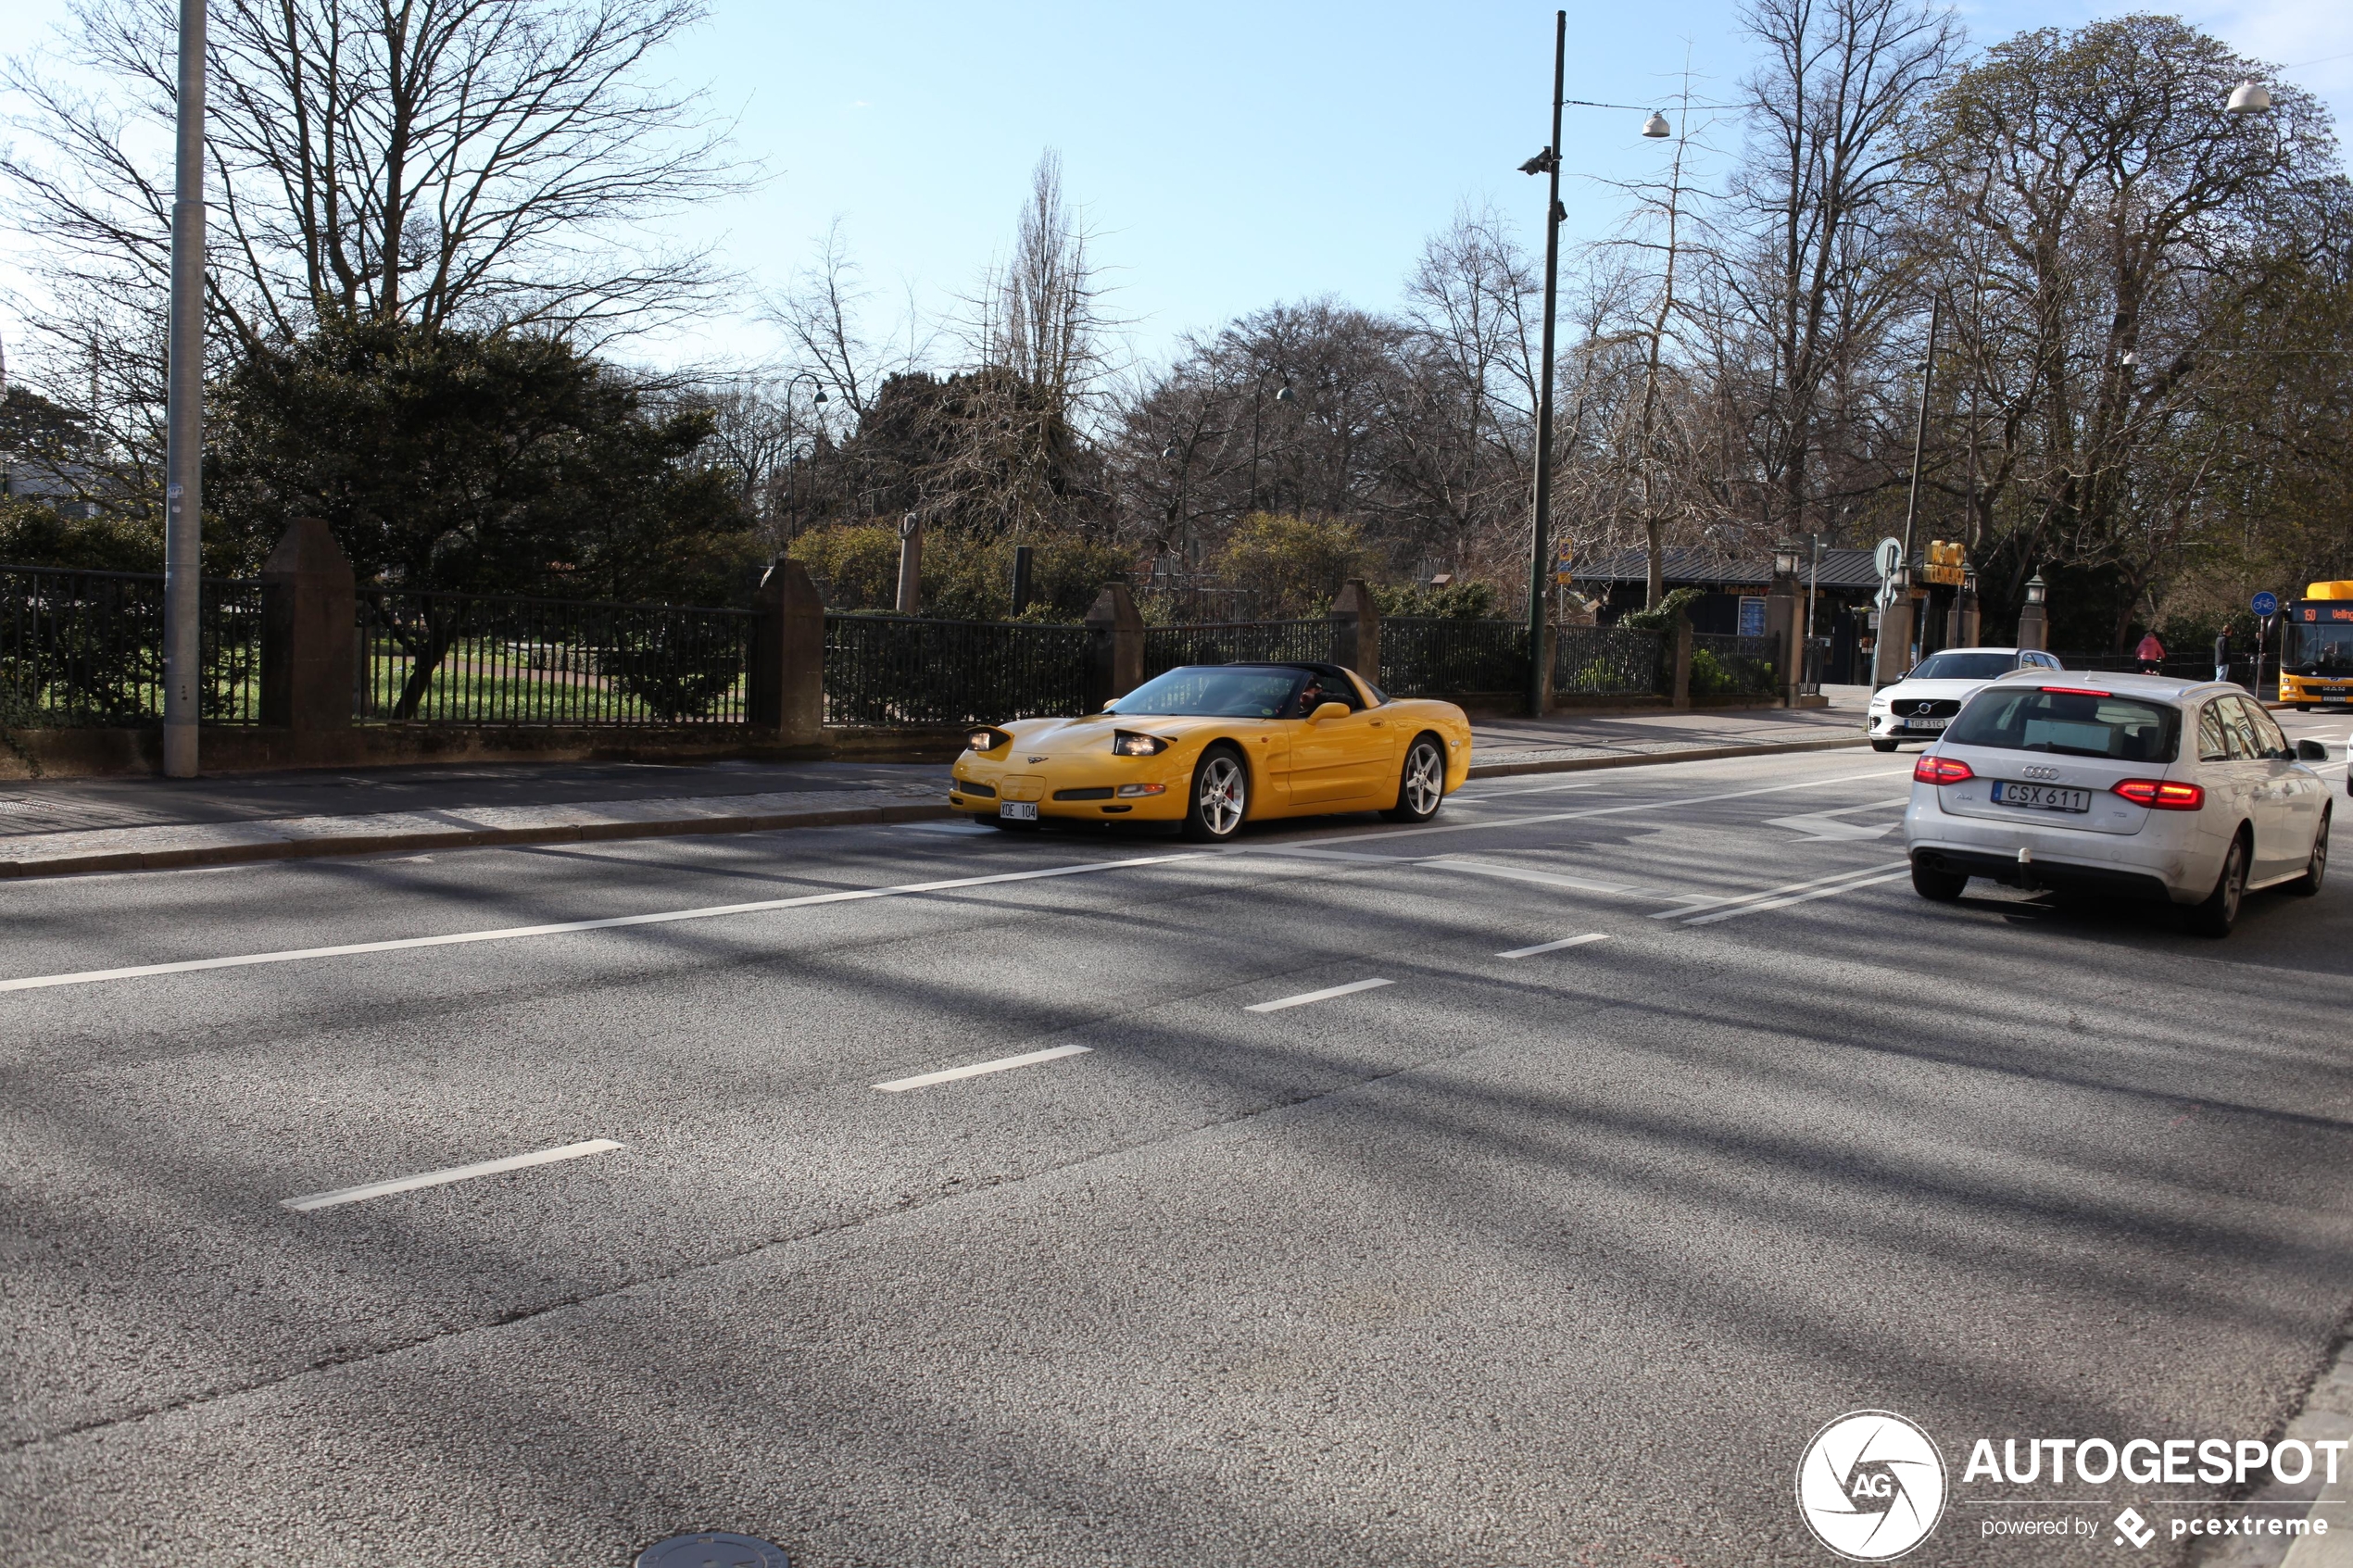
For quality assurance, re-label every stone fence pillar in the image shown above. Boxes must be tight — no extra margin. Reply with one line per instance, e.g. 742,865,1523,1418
1873,598,1917,687
1085,583,1143,711
1948,578,1982,650
749,557,825,743
2015,583,2047,652
1765,571,1801,709
1329,579,1381,685
260,517,356,734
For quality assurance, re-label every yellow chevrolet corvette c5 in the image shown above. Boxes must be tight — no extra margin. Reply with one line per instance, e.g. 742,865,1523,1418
950,661,1473,842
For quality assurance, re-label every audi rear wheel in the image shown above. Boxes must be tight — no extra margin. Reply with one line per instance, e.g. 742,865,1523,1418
1383,734,1447,822
2289,809,2329,897
2185,833,2248,937
1181,745,1249,843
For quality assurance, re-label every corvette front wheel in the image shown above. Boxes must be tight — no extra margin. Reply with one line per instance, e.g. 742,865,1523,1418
1384,734,1447,822
1182,745,1249,843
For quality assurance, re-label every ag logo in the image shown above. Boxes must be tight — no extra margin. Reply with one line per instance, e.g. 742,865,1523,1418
1795,1410,1947,1561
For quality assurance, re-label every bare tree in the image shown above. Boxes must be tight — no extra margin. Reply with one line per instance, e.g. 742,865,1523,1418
3,0,748,352
1717,0,1957,538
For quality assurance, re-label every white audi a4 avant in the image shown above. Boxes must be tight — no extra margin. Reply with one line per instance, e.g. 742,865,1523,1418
1902,672,2330,935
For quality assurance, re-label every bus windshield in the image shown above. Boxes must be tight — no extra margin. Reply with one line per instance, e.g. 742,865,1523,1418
2284,609,2353,676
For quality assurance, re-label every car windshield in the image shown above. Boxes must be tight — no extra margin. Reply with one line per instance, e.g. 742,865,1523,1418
1908,652,2018,681
2284,616,2353,676
1944,687,2180,762
1112,666,1303,718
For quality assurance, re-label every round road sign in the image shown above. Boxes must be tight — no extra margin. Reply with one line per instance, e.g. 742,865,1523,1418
2252,591,2279,617
1874,537,1904,579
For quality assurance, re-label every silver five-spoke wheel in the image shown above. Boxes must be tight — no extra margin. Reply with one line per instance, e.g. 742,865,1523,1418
1385,734,1448,822
1183,746,1249,842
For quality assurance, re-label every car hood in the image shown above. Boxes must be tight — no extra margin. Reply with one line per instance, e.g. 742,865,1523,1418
1875,677,2002,703
1000,710,1222,756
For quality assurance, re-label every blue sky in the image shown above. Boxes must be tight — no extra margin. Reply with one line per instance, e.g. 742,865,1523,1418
3,0,2348,381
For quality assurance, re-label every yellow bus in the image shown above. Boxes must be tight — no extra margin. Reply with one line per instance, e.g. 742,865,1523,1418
2282,581,2353,709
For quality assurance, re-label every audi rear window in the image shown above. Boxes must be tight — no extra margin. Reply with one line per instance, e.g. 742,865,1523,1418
1944,688,2180,762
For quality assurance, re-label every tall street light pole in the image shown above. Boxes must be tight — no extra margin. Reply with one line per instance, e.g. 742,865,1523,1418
1523,10,1567,719
161,0,208,778
1520,19,1671,717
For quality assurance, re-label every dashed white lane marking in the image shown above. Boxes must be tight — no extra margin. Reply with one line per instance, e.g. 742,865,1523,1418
874,1044,1091,1092
283,1138,625,1212
0,852,1208,994
1245,977,1395,1013
1682,869,1911,924
1497,933,1611,960
1656,861,1909,919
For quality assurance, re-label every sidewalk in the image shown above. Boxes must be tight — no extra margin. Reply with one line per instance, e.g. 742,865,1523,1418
0,696,1870,879
1467,686,1869,774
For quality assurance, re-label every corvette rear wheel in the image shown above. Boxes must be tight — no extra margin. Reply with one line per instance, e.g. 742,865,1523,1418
1182,745,1248,842
1384,734,1447,822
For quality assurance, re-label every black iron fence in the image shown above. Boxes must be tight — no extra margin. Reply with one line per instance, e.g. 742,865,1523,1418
1141,620,1337,681
1692,632,1780,697
1691,632,1780,698
8,567,1730,736
1380,618,1529,696
1552,624,1668,697
356,589,758,725
0,565,263,726
825,613,1093,726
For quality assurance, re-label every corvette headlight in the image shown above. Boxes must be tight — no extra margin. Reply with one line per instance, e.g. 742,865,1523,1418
1112,731,1168,757
966,727,1010,754
1116,783,1166,797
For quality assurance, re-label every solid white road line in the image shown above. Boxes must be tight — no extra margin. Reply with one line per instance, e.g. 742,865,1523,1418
1245,977,1395,1013
874,1044,1091,1093
1654,861,1909,918
1496,933,1612,960
0,852,1209,994
283,1138,625,1212
1681,869,1912,924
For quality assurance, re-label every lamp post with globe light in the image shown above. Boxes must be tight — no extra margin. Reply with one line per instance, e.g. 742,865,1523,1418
1519,9,1671,715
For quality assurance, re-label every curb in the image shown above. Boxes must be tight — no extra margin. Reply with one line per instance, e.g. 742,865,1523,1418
0,801,953,882
1465,734,1870,780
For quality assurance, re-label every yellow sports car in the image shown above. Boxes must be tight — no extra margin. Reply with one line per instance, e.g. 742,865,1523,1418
949,661,1474,841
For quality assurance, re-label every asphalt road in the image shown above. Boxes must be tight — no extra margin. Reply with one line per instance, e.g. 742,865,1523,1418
5,730,2352,1567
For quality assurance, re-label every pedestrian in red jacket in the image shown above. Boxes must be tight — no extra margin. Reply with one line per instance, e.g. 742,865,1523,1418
2136,631,2165,674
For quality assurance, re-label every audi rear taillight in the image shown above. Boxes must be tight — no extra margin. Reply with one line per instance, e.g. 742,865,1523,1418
2111,778,2205,810
1913,755,1974,785
2040,685,2110,697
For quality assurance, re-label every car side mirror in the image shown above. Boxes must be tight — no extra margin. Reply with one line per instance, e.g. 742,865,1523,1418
2297,738,2329,762
1308,701,1350,723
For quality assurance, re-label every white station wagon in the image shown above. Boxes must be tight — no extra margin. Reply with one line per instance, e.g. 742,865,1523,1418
1902,673,2330,935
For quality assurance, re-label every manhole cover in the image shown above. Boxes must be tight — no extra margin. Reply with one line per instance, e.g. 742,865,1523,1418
633,1533,789,1568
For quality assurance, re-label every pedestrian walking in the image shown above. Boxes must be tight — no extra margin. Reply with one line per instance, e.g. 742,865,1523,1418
2136,630,2166,675
2214,629,2231,684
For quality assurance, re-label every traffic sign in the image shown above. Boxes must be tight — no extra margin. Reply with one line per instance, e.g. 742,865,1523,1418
1874,537,1904,579
2252,591,2279,617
